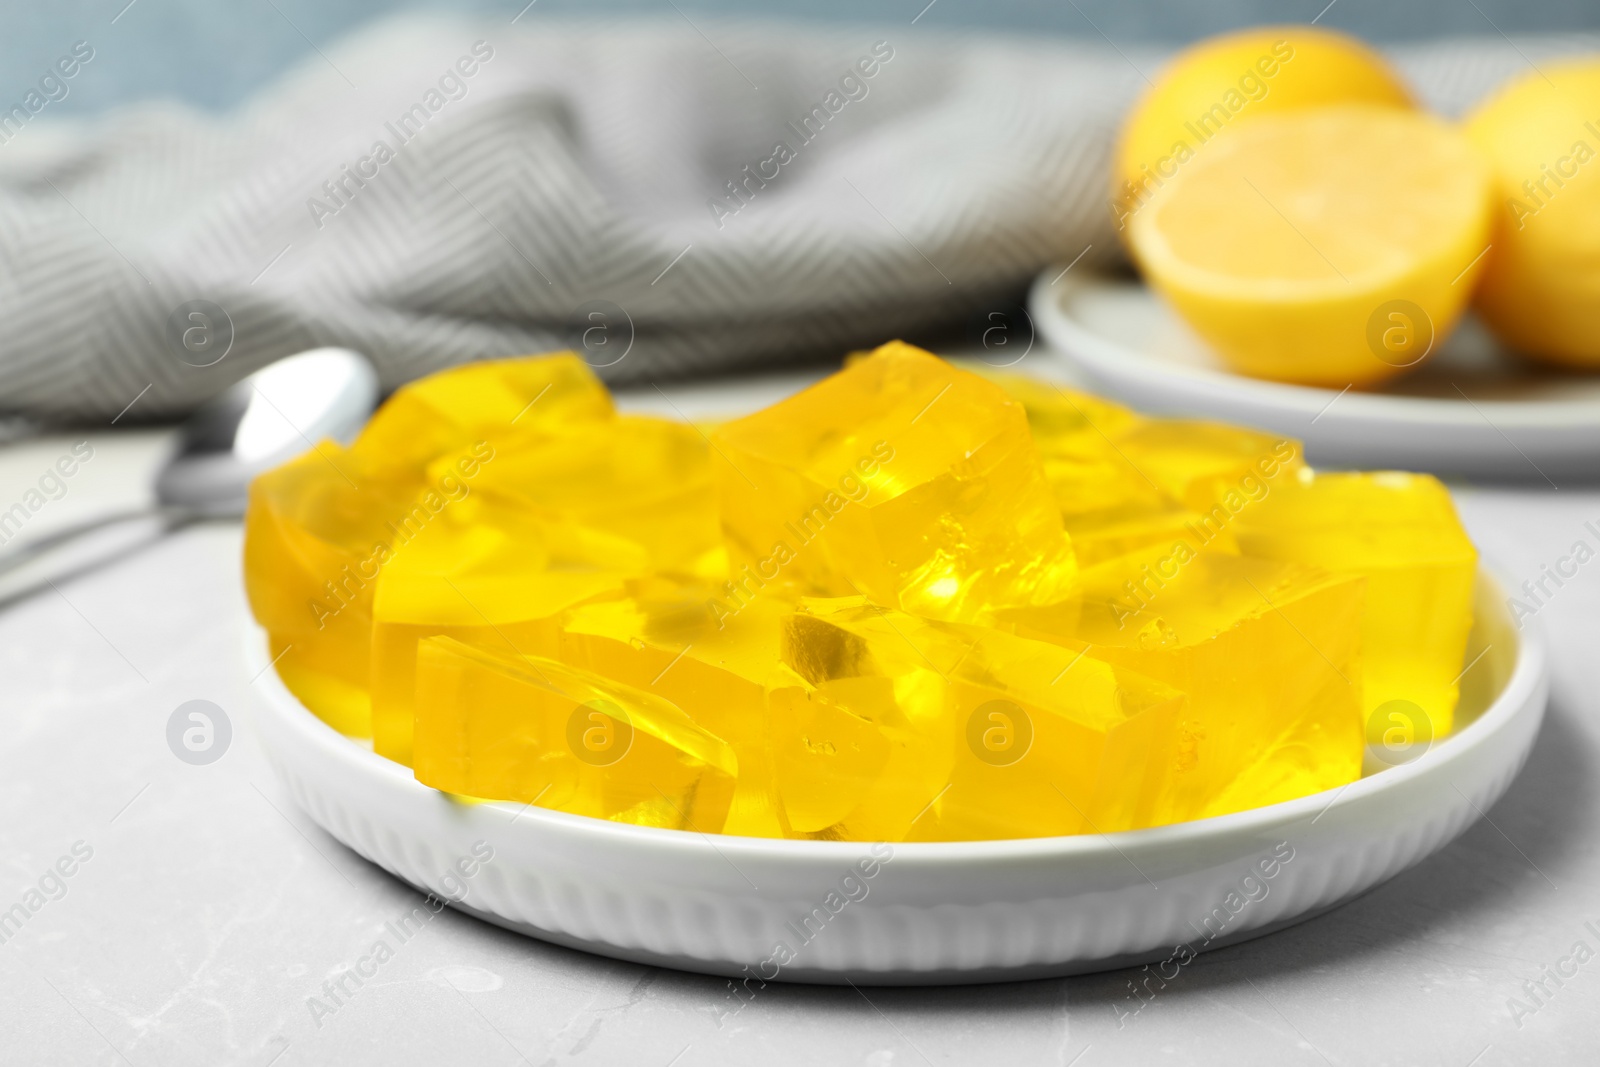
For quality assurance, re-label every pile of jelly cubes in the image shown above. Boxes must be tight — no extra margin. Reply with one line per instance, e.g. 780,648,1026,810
244,342,1478,840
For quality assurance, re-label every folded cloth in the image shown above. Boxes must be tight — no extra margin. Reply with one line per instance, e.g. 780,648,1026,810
0,17,1588,420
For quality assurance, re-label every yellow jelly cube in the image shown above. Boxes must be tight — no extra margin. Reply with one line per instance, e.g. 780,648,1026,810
350,352,614,476
766,679,895,836
974,368,1288,565
243,445,423,736
937,624,1187,840
467,415,722,579
413,636,737,831
972,366,1163,516
1063,503,1237,568
781,598,1187,841
1055,421,1301,567
1005,546,1365,822
1232,470,1477,738
266,634,373,738
558,588,799,837
970,366,1144,446
1115,422,1302,513
777,605,952,841
711,342,1076,622
370,505,624,766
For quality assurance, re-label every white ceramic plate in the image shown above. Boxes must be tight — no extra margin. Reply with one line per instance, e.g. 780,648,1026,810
248,569,1545,985
1028,269,1600,482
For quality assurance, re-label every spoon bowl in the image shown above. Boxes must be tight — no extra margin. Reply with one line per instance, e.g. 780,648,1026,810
156,348,379,517
0,347,379,596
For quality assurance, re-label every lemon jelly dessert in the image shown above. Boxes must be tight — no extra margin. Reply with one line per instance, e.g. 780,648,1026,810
413,636,737,830
711,342,1077,623
780,597,1189,841
1232,470,1477,738
1005,547,1365,823
243,342,1480,841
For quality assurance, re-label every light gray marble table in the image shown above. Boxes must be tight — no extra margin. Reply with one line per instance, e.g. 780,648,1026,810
0,386,1596,1067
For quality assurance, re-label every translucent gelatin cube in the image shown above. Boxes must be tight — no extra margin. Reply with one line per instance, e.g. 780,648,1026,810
1005,547,1365,823
350,353,614,475
370,504,623,765
413,636,736,831
933,624,1188,840
559,589,798,837
1054,419,1299,567
711,342,1076,623
972,366,1163,518
1064,503,1238,568
1233,470,1477,737
778,605,954,842
972,367,1144,449
783,599,1187,841
767,678,894,835
468,415,722,578
243,445,423,736
1114,421,1304,514
267,634,372,739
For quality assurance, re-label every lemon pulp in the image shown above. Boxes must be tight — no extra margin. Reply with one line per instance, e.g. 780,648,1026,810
1129,104,1493,386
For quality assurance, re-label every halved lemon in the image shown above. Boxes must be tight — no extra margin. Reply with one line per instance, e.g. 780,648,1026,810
1128,104,1494,387
1113,26,1414,229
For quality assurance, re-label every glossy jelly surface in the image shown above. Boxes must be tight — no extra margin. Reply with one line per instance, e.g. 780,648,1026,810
244,344,1476,839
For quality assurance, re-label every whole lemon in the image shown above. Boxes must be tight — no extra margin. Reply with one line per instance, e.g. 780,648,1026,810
1465,59,1600,367
1112,26,1414,231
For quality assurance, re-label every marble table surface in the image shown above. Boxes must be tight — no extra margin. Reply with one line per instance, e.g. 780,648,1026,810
0,371,1596,1067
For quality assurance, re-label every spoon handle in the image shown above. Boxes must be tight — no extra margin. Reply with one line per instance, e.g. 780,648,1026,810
0,507,174,576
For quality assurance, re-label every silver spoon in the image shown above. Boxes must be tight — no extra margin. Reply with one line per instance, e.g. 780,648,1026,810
0,347,379,579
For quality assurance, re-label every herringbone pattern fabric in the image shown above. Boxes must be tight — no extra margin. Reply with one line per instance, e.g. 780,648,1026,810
0,18,1587,419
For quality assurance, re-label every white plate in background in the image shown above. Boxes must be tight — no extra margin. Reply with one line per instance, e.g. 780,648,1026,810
1028,269,1600,482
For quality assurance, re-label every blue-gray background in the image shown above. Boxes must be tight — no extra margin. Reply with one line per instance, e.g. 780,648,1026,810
8,0,1599,116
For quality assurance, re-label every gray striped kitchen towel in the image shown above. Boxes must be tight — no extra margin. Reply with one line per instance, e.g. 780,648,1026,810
0,16,1589,420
